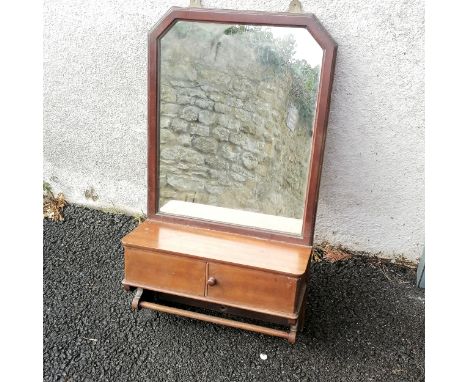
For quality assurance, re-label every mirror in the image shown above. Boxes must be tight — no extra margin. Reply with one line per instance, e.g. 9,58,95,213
157,21,323,235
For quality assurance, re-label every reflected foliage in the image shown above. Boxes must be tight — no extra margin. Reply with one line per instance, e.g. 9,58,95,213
171,22,320,130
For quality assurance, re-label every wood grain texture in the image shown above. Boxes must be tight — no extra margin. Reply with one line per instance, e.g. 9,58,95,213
122,276,301,319
124,247,206,296
207,263,298,314
122,220,311,276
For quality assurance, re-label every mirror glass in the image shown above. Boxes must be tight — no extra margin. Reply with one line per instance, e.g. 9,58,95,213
158,21,323,235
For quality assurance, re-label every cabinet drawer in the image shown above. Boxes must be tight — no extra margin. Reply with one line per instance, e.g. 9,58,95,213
206,263,298,314
124,247,206,296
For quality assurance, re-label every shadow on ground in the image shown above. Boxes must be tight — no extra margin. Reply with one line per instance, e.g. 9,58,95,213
43,205,424,382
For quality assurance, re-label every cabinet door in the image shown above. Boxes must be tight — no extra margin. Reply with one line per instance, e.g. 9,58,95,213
206,263,298,314
124,247,206,296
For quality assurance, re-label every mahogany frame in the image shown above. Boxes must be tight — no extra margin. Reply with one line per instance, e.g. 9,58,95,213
147,7,337,246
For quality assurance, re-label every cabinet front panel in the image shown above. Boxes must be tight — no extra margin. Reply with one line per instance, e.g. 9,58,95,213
124,247,206,296
206,263,297,314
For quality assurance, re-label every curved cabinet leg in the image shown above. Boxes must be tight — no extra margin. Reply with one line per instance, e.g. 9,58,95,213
288,324,298,344
131,287,144,311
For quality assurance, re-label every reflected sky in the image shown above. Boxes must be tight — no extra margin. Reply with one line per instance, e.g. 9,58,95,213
269,26,323,68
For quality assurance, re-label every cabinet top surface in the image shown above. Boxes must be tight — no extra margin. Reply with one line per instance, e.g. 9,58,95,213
122,221,311,276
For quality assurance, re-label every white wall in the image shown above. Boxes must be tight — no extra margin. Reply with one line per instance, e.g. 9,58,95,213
43,0,424,261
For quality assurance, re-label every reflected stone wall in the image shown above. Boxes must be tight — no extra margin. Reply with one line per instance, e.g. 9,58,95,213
159,24,313,219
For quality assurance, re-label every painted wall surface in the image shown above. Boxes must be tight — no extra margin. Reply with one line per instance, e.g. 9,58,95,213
43,0,425,260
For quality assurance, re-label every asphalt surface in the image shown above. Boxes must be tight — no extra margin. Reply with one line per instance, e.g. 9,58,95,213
44,205,425,381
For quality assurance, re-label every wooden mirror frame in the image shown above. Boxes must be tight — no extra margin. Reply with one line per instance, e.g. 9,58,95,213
147,7,337,246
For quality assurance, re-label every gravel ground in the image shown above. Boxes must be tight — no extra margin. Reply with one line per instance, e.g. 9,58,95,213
44,205,424,382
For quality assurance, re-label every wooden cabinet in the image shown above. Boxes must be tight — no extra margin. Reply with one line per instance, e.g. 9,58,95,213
206,263,298,315
122,220,311,342
122,6,336,344
124,248,206,297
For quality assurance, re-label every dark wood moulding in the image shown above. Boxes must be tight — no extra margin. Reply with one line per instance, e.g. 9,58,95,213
147,7,337,246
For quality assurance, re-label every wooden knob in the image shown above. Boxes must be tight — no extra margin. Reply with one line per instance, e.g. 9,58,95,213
207,277,217,286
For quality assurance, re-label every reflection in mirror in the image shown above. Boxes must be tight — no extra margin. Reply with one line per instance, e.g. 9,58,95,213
158,21,323,235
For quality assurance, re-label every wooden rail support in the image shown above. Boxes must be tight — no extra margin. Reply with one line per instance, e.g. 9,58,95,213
137,299,297,343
